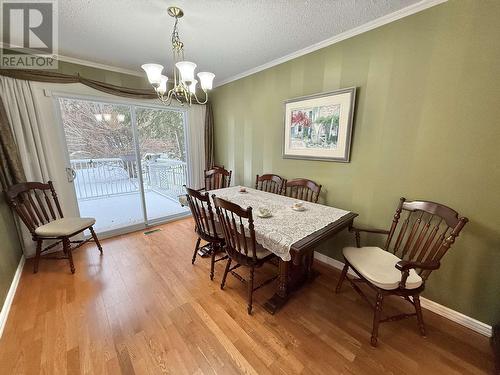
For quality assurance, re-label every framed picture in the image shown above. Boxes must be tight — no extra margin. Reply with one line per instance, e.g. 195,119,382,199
283,87,356,162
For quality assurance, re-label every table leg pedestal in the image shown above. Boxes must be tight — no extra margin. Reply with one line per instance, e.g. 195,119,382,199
263,249,318,314
262,213,356,314
263,259,289,314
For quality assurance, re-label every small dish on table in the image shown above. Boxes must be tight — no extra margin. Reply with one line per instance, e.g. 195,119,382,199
256,207,272,218
292,201,306,211
238,186,248,194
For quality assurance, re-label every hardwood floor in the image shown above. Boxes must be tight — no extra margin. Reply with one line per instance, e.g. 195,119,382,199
0,218,493,374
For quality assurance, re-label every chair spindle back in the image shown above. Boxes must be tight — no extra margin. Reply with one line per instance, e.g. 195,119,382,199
185,186,220,242
213,196,259,264
284,178,322,203
255,174,285,195
204,167,232,190
5,181,64,235
384,198,468,280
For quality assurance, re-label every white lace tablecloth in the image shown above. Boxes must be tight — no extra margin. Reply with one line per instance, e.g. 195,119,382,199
209,186,350,261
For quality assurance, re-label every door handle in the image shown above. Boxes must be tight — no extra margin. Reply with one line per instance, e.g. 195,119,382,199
66,167,76,182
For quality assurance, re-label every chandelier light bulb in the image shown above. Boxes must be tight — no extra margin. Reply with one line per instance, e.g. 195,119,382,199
197,72,215,91
141,63,164,87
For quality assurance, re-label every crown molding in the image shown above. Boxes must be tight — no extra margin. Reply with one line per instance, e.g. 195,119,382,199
0,42,144,77
214,0,448,88
55,54,144,77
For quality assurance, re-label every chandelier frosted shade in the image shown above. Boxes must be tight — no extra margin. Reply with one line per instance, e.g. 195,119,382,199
158,75,168,94
197,72,215,90
175,61,197,83
189,79,198,94
141,63,164,87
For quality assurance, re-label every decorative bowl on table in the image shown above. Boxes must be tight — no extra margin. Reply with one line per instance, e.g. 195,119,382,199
238,186,248,193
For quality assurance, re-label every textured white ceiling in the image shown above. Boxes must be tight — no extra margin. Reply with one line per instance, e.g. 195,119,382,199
58,0,426,84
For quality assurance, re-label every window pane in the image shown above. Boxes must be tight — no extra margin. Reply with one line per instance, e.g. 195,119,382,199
59,98,144,232
135,107,189,221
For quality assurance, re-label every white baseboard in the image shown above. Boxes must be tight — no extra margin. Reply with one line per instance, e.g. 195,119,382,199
314,252,358,276
418,297,492,337
0,255,25,338
314,251,493,337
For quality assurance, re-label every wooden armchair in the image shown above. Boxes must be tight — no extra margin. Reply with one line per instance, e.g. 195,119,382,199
213,196,278,314
283,178,322,203
255,174,286,195
336,197,468,346
185,186,227,280
203,166,232,191
5,181,102,274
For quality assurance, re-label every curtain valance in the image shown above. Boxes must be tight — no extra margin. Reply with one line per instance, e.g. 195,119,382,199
0,69,157,99
0,69,215,169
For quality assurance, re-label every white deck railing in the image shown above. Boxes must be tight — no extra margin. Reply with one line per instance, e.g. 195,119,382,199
71,158,187,201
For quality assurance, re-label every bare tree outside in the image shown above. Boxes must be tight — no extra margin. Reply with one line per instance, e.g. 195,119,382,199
59,98,185,161
136,107,185,162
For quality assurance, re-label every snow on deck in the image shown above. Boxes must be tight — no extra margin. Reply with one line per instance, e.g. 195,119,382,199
78,190,189,233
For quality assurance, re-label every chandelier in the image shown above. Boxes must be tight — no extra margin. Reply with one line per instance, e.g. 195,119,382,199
141,7,215,106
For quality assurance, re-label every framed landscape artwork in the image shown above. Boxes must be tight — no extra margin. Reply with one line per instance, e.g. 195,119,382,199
283,87,356,162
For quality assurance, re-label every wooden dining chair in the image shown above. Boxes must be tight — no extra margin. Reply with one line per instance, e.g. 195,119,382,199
336,197,468,346
212,196,278,314
255,174,286,195
284,178,322,203
204,166,232,191
185,186,227,280
5,181,103,274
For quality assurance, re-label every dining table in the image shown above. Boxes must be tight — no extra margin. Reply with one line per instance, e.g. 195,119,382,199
208,185,358,314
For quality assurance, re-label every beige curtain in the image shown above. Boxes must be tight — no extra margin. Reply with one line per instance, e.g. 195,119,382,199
0,77,50,183
0,76,51,256
187,104,207,189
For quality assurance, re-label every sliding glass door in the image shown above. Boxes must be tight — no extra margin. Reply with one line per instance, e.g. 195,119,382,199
57,96,189,234
136,107,188,222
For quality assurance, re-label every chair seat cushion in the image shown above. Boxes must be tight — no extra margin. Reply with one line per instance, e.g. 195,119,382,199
343,246,423,290
233,233,272,260
35,217,96,237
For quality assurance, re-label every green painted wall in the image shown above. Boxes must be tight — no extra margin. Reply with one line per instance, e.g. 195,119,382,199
212,0,500,325
0,200,22,307
0,61,148,310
